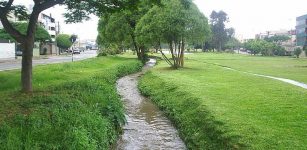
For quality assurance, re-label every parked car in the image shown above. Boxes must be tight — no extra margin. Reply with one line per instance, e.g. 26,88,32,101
73,49,81,54
76,47,86,52
16,50,22,56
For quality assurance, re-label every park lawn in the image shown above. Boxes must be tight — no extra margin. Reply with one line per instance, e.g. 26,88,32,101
0,56,142,149
185,53,307,83
139,55,307,149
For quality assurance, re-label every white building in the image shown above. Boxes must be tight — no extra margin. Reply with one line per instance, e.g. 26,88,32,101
38,13,57,42
255,29,297,53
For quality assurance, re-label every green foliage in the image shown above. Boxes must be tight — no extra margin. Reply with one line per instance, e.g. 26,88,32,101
135,0,210,67
97,51,108,57
244,39,286,56
63,0,161,23
139,72,243,149
0,57,143,149
0,22,50,42
264,35,290,43
56,34,73,50
139,54,307,149
209,10,229,50
294,47,302,58
96,0,160,61
97,13,133,51
225,37,241,50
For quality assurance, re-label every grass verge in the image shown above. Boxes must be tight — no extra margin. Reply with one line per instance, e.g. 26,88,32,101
187,53,307,83
0,56,142,149
139,56,307,149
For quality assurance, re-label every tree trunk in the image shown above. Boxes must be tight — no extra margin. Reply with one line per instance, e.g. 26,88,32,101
130,33,141,60
180,39,185,67
21,39,34,92
169,41,176,68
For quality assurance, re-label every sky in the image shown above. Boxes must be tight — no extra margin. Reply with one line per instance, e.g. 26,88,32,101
13,0,307,40
194,0,307,39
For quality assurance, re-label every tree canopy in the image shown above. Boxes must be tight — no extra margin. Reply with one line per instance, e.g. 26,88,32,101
210,10,228,50
263,35,291,43
135,0,210,68
1,0,158,92
0,22,50,42
56,34,73,50
244,39,286,56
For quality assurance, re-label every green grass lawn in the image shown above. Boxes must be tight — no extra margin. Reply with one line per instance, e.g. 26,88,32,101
187,53,307,83
139,53,307,149
0,56,142,149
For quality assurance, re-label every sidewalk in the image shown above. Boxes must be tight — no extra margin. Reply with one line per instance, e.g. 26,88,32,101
0,58,19,64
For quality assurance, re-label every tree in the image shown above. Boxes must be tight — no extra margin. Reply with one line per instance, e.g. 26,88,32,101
97,13,133,54
264,35,290,43
225,37,241,50
209,10,228,51
244,39,286,56
294,47,302,58
97,0,158,61
244,39,264,55
55,34,72,50
0,0,154,92
136,0,210,68
0,22,50,42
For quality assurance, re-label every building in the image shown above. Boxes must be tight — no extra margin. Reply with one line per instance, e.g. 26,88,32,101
0,10,60,58
38,13,57,42
296,14,307,49
255,29,296,54
255,29,296,39
37,13,60,55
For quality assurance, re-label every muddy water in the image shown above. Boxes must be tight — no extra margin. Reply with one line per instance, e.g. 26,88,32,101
116,59,186,150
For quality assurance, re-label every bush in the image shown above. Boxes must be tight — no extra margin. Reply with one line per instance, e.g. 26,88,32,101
56,34,73,50
97,51,107,57
294,47,302,58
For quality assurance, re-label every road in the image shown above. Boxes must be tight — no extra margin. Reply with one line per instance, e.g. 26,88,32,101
0,50,97,71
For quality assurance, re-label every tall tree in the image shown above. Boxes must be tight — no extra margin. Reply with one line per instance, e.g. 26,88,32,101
136,0,210,68
210,10,229,51
0,0,152,92
97,0,158,61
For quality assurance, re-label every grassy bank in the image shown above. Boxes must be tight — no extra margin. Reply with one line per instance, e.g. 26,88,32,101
139,55,307,149
0,56,142,149
187,53,307,83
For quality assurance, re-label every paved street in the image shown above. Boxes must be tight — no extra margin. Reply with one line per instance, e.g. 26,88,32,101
0,50,97,71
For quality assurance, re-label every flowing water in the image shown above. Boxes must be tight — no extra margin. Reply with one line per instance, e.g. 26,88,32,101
116,59,186,150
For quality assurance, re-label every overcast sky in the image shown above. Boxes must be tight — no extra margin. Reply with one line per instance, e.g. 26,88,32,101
13,0,307,40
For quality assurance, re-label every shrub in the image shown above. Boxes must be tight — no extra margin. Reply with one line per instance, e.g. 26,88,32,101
294,47,302,58
97,51,107,57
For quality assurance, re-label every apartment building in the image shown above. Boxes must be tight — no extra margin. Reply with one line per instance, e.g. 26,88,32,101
37,13,59,55
296,14,307,48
